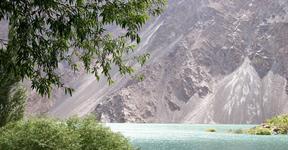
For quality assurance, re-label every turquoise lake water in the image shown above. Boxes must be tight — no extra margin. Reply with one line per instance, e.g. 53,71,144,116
106,124,288,150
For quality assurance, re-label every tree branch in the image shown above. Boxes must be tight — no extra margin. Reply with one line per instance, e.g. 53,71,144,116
0,38,7,44
0,38,8,47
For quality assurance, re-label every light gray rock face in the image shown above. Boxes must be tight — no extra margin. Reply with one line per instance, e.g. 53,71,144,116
94,0,288,124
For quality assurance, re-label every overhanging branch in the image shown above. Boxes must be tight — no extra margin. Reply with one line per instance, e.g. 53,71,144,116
0,38,8,46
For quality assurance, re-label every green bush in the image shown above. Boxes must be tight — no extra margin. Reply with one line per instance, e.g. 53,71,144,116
0,117,134,150
246,114,288,135
266,114,288,134
247,127,271,135
206,128,216,132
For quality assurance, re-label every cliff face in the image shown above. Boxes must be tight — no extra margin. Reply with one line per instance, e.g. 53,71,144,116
94,0,288,124
2,0,288,124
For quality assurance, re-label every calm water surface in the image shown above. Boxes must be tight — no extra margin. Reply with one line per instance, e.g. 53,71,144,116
106,124,288,150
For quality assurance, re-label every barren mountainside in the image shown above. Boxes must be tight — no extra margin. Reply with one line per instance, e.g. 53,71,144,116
94,0,288,124
2,0,288,124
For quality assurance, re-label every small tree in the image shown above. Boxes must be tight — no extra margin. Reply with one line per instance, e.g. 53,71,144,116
0,0,167,96
0,0,166,127
0,78,26,127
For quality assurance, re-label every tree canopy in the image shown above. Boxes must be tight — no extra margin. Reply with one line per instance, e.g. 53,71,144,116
0,0,166,96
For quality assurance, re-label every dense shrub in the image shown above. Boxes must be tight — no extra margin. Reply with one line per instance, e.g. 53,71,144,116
0,117,134,150
246,114,288,135
266,114,288,134
247,127,271,135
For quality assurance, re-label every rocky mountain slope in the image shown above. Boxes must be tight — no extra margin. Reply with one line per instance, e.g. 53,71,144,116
94,0,288,124
2,0,288,124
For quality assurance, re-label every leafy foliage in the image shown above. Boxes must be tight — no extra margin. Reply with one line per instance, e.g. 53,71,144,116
247,127,271,135
0,0,166,96
266,114,288,134
0,78,26,127
245,114,288,135
0,116,135,150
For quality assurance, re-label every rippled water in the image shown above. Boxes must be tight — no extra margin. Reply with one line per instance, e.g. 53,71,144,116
106,124,288,150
